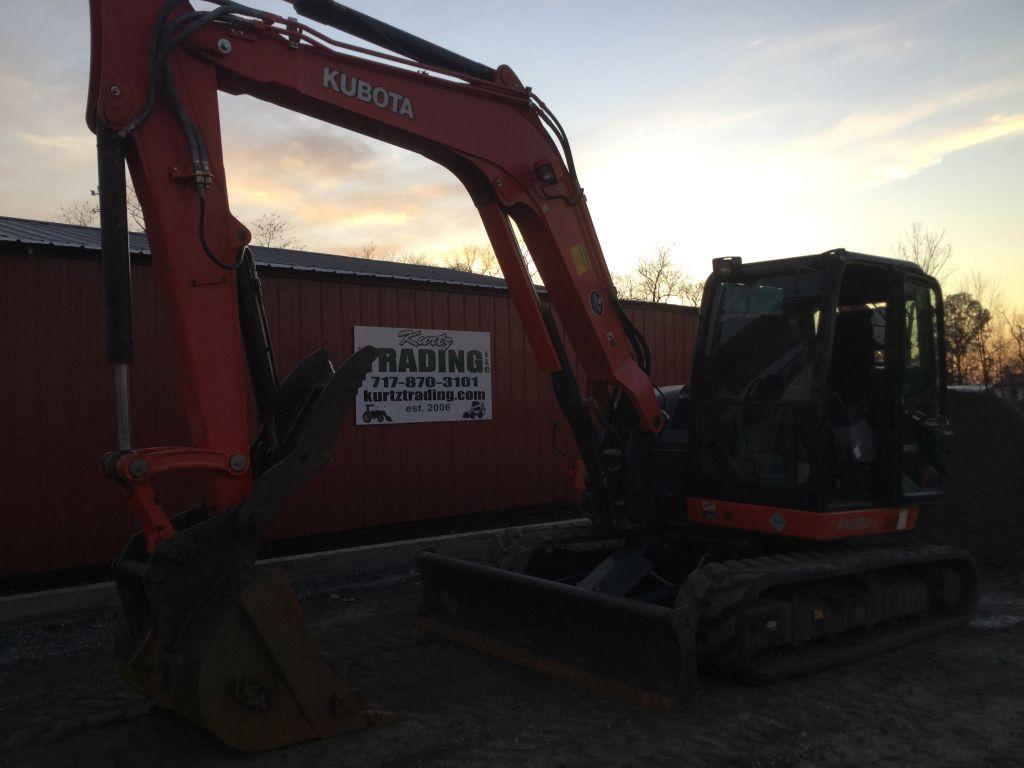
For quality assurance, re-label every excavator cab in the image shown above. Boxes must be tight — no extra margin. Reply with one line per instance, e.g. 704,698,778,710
690,250,950,519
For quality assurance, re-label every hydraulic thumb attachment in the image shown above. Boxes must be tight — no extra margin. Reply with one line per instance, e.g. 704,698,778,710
112,346,392,751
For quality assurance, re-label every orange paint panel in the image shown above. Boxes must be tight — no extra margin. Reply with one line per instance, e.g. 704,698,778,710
686,498,919,540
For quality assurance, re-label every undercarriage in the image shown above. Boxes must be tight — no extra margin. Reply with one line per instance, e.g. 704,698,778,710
418,527,978,705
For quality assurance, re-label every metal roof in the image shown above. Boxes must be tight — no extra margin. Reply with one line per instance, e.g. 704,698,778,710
0,215,510,291
0,215,697,313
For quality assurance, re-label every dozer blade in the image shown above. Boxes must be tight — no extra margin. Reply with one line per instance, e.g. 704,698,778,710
417,551,698,710
113,346,391,750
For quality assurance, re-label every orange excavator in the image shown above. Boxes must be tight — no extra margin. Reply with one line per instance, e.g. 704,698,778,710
88,0,977,751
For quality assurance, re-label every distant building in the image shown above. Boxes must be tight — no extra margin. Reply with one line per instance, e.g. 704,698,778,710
993,370,1024,403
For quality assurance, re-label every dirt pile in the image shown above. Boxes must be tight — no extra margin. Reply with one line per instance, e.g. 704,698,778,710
914,391,1024,573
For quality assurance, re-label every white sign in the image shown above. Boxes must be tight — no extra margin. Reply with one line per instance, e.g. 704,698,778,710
354,326,492,425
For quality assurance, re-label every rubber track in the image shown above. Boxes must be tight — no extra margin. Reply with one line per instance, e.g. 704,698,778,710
684,543,979,681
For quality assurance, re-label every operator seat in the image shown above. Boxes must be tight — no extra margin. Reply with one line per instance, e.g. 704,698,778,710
829,309,880,497
831,310,875,403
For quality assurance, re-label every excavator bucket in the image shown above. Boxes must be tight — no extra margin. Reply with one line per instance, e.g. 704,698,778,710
417,551,698,710
116,567,387,750
112,346,391,750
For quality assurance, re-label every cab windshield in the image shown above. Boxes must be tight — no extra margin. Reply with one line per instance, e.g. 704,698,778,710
704,270,824,402
698,269,824,493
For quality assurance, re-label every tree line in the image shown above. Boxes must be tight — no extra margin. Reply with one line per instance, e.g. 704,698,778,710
896,221,1020,388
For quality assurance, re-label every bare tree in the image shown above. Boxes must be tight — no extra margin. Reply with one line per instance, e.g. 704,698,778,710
351,241,379,259
355,240,534,281
635,246,684,302
126,188,146,232
60,184,148,232
348,241,431,265
509,235,541,284
56,200,98,227
896,221,955,285
677,277,705,308
391,251,431,266
613,245,703,305
444,244,501,277
613,272,643,301
89,187,147,232
250,211,303,249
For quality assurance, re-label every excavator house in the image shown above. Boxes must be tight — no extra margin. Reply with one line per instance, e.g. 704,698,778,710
87,0,978,751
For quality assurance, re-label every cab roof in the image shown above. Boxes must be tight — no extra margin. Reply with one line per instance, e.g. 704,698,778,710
732,248,927,277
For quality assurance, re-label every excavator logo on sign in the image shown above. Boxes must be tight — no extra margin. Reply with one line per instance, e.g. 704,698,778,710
323,67,415,119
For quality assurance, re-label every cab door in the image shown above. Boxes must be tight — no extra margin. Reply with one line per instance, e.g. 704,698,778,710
899,277,949,498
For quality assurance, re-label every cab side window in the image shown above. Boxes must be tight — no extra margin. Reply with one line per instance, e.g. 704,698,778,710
903,283,940,415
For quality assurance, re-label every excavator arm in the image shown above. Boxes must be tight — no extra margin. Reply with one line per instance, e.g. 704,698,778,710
88,0,664,521
87,0,666,750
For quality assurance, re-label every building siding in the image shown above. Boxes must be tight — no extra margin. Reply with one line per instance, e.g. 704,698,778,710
0,246,697,577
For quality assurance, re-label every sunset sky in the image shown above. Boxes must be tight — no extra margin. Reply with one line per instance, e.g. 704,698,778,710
1,1,1021,299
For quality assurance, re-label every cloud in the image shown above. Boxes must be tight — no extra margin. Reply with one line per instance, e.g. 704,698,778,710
750,21,889,62
580,50,1024,198
778,76,1024,193
876,112,1024,181
572,47,1024,279
214,105,484,256
808,76,1024,150
13,130,92,157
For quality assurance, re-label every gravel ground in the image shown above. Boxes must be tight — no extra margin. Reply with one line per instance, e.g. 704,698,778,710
3,392,1022,768
1,563,1023,768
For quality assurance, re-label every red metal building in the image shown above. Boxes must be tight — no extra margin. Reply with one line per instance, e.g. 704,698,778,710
0,217,697,578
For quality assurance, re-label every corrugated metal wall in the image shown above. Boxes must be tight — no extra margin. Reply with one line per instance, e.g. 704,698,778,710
0,247,697,577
